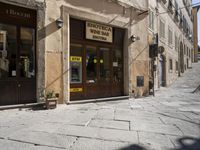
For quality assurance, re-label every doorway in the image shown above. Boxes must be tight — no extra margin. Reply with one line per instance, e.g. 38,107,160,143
159,55,166,87
70,43,123,100
0,24,36,105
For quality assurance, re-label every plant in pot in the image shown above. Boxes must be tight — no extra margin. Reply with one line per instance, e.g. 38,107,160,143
45,90,58,109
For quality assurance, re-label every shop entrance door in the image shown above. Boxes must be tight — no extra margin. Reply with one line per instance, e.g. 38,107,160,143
0,24,36,105
70,43,123,100
85,46,111,99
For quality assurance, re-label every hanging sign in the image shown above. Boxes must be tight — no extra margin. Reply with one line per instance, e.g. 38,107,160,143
86,21,113,43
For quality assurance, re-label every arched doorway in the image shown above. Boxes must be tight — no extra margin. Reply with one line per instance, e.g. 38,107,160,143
159,54,166,87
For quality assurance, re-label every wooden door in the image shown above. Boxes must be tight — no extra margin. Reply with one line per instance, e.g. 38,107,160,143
0,24,36,105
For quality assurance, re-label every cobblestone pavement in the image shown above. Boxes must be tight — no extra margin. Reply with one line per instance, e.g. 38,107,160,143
0,62,200,150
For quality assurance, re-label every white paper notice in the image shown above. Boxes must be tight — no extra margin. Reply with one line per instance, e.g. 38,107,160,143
113,62,118,67
12,70,16,76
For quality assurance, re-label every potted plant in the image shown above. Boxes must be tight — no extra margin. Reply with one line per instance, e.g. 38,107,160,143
45,90,58,109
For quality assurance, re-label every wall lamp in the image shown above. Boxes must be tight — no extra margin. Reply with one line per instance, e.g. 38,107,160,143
131,35,140,43
56,18,63,29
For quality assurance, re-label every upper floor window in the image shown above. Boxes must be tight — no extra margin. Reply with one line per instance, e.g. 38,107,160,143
149,9,155,31
169,59,173,72
168,27,173,45
176,61,178,71
160,19,165,38
175,35,178,51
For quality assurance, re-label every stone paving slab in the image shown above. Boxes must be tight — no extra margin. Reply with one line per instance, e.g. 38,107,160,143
56,125,138,143
94,108,115,120
115,114,163,124
0,139,63,150
8,130,77,149
70,138,130,150
159,116,199,127
88,119,129,130
130,122,183,136
175,124,200,138
138,131,175,150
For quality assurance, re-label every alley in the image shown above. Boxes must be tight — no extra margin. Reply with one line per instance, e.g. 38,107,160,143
0,62,200,150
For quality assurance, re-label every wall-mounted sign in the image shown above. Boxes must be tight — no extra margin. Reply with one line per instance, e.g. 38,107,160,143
70,56,82,62
0,2,36,27
70,88,83,92
86,21,113,43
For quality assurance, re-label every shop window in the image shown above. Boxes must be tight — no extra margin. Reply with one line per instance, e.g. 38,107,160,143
70,18,84,40
114,28,124,48
70,43,82,83
20,27,35,78
99,47,110,82
0,23,17,79
113,48,123,83
86,46,97,83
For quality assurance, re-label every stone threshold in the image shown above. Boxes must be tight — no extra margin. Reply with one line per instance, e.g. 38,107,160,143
0,102,45,111
68,96,130,105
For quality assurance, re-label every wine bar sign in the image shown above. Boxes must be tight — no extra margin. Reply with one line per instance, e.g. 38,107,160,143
86,21,113,43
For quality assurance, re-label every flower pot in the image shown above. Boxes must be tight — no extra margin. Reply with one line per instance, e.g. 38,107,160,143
46,97,57,109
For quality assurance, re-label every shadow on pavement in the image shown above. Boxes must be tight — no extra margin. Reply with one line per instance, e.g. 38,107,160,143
174,136,200,150
118,144,147,150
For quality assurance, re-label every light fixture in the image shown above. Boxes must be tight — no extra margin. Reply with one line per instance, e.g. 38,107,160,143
56,18,63,29
131,35,140,42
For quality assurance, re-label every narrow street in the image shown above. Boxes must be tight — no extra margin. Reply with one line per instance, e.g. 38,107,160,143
0,62,200,150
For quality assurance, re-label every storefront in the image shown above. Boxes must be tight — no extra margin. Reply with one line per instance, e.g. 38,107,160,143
70,18,125,100
0,2,37,105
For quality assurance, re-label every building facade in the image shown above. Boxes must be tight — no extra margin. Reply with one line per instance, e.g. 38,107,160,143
0,0,197,106
148,0,194,91
0,0,151,106
192,6,199,63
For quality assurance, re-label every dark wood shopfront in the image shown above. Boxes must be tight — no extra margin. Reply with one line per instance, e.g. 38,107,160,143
70,18,124,100
0,2,37,105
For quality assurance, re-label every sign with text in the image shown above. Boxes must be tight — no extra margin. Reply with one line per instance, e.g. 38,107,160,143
70,56,82,62
86,21,113,43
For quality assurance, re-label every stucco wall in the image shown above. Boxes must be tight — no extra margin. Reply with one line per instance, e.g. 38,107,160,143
45,0,149,101
148,0,193,88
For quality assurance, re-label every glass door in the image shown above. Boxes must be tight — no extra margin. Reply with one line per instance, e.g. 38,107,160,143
0,24,36,105
18,27,36,103
70,43,84,100
0,23,18,105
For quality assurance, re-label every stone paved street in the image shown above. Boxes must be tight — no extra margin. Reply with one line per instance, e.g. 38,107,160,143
0,62,200,150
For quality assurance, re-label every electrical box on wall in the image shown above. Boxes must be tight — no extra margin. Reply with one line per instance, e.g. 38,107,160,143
137,76,144,87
